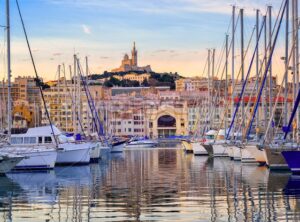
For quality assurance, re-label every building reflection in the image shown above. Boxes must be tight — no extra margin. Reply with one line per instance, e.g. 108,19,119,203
0,149,300,221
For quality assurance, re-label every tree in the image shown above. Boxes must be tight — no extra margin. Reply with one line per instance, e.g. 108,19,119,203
141,78,150,87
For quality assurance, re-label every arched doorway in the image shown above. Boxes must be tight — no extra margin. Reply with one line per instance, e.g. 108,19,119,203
157,115,176,138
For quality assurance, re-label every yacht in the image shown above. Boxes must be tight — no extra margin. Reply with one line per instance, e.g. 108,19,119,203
110,138,128,153
50,127,92,165
1,127,58,170
282,149,300,174
243,144,265,164
191,141,208,155
202,130,228,157
88,140,110,162
232,145,242,161
1,125,92,168
263,144,290,170
181,140,193,153
0,153,24,174
125,137,158,149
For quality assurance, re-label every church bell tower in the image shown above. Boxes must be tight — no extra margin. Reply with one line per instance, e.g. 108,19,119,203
131,42,138,66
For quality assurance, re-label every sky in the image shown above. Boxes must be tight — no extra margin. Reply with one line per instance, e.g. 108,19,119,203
0,0,286,81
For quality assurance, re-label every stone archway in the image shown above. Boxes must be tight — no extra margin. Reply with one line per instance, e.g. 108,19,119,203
157,115,176,138
157,115,176,127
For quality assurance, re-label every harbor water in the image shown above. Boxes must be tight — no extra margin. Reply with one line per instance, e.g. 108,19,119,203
0,147,300,221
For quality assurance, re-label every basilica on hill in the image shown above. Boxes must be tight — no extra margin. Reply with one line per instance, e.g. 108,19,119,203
112,42,152,73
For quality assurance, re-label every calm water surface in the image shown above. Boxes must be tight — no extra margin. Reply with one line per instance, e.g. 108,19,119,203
0,147,300,221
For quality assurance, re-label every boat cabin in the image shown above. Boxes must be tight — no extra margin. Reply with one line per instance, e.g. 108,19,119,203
11,136,53,145
10,125,60,146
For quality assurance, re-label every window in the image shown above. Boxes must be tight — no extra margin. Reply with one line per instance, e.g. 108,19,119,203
44,137,52,143
38,137,43,144
24,137,36,144
128,128,132,132
149,122,153,128
11,137,23,144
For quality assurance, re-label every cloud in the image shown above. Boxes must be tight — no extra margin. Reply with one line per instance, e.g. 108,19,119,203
153,49,177,54
81,24,91,35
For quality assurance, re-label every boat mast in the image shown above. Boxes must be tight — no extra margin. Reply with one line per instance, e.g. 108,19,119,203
291,0,299,142
225,34,229,132
207,49,211,130
73,54,77,133
69,64,75,133
6,0,12,139
85,56,91,135
62,64,68,131
77,58,82,134
240,8,245,130
246,0,287,139
231,6,235,134
268,6,273,132
263,15,268,130
58,65,61,128
284,1,289,131
256,9,260,140
294,0,299,143
212,48,215,127
292,0,296,141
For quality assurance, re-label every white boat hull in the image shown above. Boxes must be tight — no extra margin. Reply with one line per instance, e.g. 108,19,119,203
89,142,101,161
125,139,157,149
0,156,24,173
181,141,193,153
241,148,256,163
232,146,241,161
212,144,228,157
125,143,157,149
6,148,58,170
56,143,91,165
100,145,111,157
245,145,266,165
111,142,126,153
227,146,234,159
191,142,208,155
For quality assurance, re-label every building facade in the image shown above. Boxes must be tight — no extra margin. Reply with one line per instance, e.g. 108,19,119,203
0,76,41,129
113,73,150,83
41,79,101,133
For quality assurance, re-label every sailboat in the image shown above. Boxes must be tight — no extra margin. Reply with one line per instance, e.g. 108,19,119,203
0,0,59,170
281,69,300,173
181,139,193,153
0,134,24,175
222,8,267,164
0,152,24,174
124,136,158,149
244,1,294,169
55,60,99,163
187,92,208,155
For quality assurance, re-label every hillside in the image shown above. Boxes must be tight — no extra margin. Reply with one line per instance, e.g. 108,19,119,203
89,71,183,90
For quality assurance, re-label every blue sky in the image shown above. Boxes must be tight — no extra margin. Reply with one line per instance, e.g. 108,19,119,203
0,0,283,80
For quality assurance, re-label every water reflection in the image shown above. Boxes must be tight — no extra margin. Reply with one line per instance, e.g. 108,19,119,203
0,148,300,221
